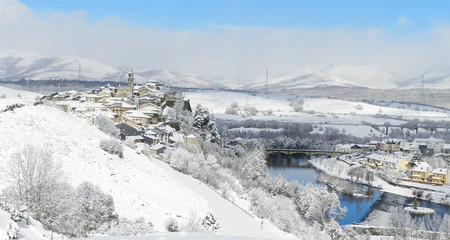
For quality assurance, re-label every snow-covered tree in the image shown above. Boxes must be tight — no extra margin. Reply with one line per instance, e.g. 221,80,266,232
5,220,19,239
7,145,65,224
100,138,124,158
191,104,222,144
73,182,116,237
95,115,119,138
193,104,210,130
297,183,347,227
240,147,269,188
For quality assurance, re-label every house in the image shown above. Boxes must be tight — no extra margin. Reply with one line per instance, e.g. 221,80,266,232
365,153,409,170
124,110,153,127
430,168,450,185
401,142,421,154
142,127,170,145
379,139,406,153
116,122,145,139
411,162,432,182
186,134,202,148
334,144,363,153
115,86,133,98
442,144,450,154
149,143,166,155
414,137,445,155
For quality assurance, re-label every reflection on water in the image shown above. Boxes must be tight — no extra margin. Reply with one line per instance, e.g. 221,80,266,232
268,153,381,225
372,193,450,217
267,153,450,226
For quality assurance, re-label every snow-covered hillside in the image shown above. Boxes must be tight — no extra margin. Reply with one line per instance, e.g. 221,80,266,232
0,104,209,232
258,63,397,90
0,49,218,89
0,87,295,239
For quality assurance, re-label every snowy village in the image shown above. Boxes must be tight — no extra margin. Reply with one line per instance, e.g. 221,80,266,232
1,0,450,240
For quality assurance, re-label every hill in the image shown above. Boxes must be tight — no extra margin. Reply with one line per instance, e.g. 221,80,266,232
0,49,219,89
0,87,294,239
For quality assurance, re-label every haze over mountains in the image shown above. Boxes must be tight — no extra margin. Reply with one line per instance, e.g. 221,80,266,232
1,49,449,90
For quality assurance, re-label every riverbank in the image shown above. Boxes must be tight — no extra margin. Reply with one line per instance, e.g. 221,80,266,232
309,158,450,207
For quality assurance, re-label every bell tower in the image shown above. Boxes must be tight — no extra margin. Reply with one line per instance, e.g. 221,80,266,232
128,70,135,88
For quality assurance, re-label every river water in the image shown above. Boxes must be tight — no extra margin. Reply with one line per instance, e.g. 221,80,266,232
267,153,450,226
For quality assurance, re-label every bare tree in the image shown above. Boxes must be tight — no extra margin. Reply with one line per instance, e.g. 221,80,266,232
7,145,64,224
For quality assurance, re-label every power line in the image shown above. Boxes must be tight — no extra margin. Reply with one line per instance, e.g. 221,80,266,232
265,68,268,94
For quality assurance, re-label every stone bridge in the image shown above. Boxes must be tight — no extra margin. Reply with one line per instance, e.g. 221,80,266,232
265,148,345,159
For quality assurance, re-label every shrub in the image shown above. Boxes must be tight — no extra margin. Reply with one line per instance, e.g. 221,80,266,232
73,182,116,236
95,115,120,137
5,220,19,239
96,217,153,236
202,213,221,233
225,108,238,115
100,139,124,158
243,106,258,116
165,218,179,232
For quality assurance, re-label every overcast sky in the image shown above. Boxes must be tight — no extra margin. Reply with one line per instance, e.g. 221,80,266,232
1,0,449,82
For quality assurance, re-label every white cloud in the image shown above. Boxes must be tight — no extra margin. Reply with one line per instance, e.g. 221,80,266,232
397,16,411,26
0,0,449,83
365,28,383,39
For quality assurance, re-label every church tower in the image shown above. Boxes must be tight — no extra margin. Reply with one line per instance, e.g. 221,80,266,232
128,70,135,88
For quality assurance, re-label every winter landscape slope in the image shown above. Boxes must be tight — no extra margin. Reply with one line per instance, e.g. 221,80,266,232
0,88,295,239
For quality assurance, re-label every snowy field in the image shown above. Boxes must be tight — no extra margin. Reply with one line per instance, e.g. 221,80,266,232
185,90,450,138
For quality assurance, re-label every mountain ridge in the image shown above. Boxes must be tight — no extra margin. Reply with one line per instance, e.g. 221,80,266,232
1,49,449,90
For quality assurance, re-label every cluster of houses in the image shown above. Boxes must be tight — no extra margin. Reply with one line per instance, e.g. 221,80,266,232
42,71,193,156
335,138,450,185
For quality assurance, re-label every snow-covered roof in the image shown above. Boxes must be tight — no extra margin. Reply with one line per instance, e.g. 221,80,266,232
414,137,445,143
432,168,449,175
412,162,432,173
141,106,159,113
402,142,420,150
186,134,197,139
367,153,407,165
443,144,450,149
126,110,151,119
149,143,166,151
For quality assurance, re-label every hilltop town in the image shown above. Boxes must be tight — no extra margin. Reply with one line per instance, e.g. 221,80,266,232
40,71,194,156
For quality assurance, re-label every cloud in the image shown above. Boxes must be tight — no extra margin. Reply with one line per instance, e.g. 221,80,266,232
365,28,383,39
396,16,411,26
0,0,449,83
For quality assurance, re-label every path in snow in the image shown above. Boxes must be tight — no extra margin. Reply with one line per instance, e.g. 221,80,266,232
151,159,298,240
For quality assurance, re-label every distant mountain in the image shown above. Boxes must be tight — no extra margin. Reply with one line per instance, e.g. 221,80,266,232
1,49,449,90
248,63,450,90
0,49,220,89
253,63,398,90
397,69,450,89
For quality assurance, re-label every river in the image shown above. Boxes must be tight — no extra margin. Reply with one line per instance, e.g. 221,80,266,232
267,153,450,226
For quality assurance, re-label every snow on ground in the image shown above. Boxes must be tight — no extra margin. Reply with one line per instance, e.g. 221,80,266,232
0,86,41,110
0,104,209,232
82,232,282,240
0,208,62,240
0,86,41,100
0,94,297,239
185,90,449,138
310,158,413,198
151,159,297,240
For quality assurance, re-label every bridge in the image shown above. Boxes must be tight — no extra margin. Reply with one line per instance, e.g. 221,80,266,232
292,121,450,135
266,148,345,159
